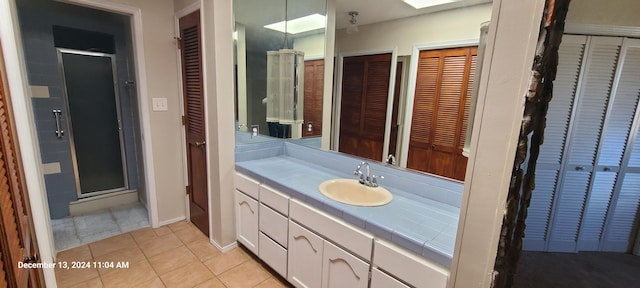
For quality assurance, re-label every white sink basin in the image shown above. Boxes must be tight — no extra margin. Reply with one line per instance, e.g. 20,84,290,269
318,179,392,206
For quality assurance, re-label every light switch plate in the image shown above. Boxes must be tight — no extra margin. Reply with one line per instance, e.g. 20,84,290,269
152,98,168,111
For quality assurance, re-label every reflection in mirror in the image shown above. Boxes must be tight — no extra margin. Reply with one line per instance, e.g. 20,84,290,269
331,0,492,181
234,0,327,144
235,0,493,181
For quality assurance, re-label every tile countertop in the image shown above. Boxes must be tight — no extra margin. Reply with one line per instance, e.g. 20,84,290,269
235,142,462,268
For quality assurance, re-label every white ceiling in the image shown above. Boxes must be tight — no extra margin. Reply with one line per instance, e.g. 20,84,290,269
335,0,492,29
234,0,493,30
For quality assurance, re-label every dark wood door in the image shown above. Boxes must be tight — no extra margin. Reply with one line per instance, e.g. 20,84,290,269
303,59,324,137
408,47,477,181
180,11,208,236
339,54,392,161
0,41,43,287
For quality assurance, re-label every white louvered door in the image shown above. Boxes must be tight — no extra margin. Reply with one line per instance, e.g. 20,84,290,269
599,39,640,252
525,35,640,253
524,35,588,251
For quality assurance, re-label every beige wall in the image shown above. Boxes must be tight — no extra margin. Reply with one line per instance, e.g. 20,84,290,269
294,33,325,59
336,3,492,56
566,0,640,26
109,0,186,224
173,0,197,12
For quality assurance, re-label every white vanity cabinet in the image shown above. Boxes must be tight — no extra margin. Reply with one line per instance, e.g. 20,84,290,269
288,221,324,287
322,241,369,288
288,199,373,288
258,185,290,278
288,220,369,288
234,172,451,288
370,268,410,288
235,173,260,255
372,240,449,288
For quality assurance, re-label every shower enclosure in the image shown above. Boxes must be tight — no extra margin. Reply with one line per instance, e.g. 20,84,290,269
57,49,128,197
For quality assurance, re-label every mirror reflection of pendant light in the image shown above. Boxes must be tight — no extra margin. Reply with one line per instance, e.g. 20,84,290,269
266,0,305,126
346,11,359,34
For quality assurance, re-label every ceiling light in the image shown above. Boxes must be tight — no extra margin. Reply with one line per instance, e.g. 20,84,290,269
402,0,458,9
346,11,359,34
264,14,326,34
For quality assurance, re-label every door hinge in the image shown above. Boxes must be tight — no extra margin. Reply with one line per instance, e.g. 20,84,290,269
185,185,190,195
175,36,183,50
181,116,186,126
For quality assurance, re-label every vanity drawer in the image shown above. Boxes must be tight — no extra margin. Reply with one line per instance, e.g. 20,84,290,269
235,173,259,199
259,233,287,278
289,199,372,260
373,239,449,288
371,268,410,288
259,203,288,247
259,185,289,216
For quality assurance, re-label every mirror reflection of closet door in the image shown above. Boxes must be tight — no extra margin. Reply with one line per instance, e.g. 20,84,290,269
58,49,127,197
303,59,324,138
406,47,477,181
338,53,392,161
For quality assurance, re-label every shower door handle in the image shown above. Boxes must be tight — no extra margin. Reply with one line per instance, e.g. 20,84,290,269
53,109,64,138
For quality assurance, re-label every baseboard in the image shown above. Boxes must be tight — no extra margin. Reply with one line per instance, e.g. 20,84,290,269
211,239,238,253
157,216,187,227
69,190,137,216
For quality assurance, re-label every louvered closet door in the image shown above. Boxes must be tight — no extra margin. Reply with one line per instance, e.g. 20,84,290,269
576,38,639,251
407,47,476,180
339,54,392,161
523,35,588,251
180,11,209,236
599,39,640,252
547,36,623,252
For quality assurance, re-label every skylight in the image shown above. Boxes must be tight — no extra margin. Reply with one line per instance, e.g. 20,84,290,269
402,0,459,9
264,14,326,34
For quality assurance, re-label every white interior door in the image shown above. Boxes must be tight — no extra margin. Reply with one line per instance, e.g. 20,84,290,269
525,35,640,253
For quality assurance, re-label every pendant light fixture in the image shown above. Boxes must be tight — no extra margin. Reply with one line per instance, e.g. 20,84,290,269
266,0,305,133
346,11,359,34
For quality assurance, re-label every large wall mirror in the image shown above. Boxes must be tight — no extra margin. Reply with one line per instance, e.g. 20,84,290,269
234,0,327,143
234,0,493,181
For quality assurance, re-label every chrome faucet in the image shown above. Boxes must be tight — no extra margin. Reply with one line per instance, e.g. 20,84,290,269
386,154,396,165
354,161,383,187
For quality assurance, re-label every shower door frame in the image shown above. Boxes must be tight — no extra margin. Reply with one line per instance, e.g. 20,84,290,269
57,48,129,198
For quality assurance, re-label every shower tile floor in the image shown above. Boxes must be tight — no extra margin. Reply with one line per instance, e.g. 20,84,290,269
51,202,149,251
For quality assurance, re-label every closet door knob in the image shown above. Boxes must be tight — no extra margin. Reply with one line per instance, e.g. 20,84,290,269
575,166,585,171
195,141,206,147
603,167,611,172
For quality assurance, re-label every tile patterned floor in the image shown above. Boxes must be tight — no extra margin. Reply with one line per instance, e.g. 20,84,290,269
51,202,150,251
55,221,290,288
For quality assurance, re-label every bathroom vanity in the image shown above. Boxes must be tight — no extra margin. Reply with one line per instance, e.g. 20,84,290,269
235,140,462,288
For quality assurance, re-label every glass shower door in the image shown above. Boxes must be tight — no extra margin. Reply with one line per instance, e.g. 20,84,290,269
58,49,127,197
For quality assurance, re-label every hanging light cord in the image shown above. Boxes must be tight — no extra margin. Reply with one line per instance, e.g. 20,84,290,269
283,0,289,49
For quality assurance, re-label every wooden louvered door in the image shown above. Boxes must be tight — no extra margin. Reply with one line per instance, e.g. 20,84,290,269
0,41,43,287
407,47,477,180
180,11,208,236
303,59,324,137
339,54,392,161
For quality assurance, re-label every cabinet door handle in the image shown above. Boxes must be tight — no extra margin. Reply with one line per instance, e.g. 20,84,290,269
238,201,255,214
329,257,360,280
293,235,318,253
